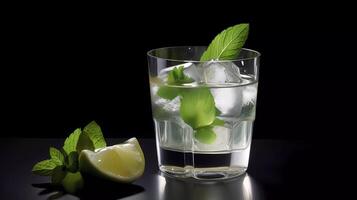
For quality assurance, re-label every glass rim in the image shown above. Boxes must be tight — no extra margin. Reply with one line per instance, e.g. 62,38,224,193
147,46,261,63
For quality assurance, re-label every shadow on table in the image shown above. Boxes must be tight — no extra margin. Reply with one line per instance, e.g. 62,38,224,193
31,183,64,200
160,173,264,200
32,175,144,200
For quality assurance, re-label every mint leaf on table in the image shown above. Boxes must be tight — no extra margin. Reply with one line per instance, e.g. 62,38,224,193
63,128,81,155
82,121,106,149
65,152,79,173
50,147,64,165
32,159,58,176
51,166,67,185
32,121,108,194
180,88,216,129
76,132,95,153
200,23,249,61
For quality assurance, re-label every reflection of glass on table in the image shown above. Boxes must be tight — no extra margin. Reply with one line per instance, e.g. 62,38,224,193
157,173,262,200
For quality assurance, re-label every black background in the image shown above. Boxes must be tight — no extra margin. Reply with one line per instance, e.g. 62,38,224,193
2,2,356,141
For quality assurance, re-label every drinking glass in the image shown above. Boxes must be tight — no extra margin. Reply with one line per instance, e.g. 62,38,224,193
147,46,260,180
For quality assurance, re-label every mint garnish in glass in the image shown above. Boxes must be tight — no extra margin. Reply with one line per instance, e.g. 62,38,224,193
156,23,249,144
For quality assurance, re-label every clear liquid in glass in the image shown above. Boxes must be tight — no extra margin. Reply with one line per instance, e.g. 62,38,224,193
151,77,257,179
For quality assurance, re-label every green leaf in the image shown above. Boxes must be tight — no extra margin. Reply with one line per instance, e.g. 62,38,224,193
52,158,63,166
63,128,81,155
167,66,194,85
61,172,84,194
49,147,64,165
76,132,95,153
32,159,57,176
157,86,179,100
65,152,79,173
212,118,225,126
83,121,106,149
200,23,249,61
51,166,67,185
195,127,217,144
180,88,216,129
157,65,192,101
215,107,222,115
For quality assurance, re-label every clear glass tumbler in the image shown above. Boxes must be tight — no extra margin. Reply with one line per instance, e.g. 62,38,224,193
147,46,260,180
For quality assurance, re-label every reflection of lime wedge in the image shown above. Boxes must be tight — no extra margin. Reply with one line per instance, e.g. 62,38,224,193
79,138,145,183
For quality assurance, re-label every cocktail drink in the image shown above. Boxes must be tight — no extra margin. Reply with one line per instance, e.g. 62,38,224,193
147,24,260,179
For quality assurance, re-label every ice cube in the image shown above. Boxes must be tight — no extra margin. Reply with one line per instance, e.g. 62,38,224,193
211,87,243,117
240,84,257,120
202,62,242,84
158,62,201,83
154,96,181,113
242,84,257,105
183,63,202,82
194,126,231,151
152,96,181,120
163,96,181,112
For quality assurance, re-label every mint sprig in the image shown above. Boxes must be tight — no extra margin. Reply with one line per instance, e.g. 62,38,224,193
32,159,59,176
63,128,81,155
32,121,107,194
82,121,107,149
167,65,194,85
200,23,249,61
49,147,65,164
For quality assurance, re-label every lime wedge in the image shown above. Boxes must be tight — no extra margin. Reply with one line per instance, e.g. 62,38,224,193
79,138,145,183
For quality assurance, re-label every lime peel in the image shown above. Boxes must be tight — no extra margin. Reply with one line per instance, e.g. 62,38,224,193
79,138,145,183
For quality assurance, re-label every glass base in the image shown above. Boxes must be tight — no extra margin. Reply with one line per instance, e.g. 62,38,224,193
159,165,247,180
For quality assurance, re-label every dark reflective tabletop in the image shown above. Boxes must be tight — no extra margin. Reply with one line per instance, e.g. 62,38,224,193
0,138,350,199
160,172,263,200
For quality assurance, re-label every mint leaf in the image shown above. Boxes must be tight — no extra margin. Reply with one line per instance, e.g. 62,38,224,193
180,88,216,129
83,121,106,149
195,127,217,144
157,86,180,100
51,158,63,166
65,152,79,173
200,23,249,61
215,107,222,115
212,118,225,126
50,147,64,165
157,66,193,100
76,132,95,153
167,65,194,85
32,159,57,176
51,166,66,185
63,128,81,155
